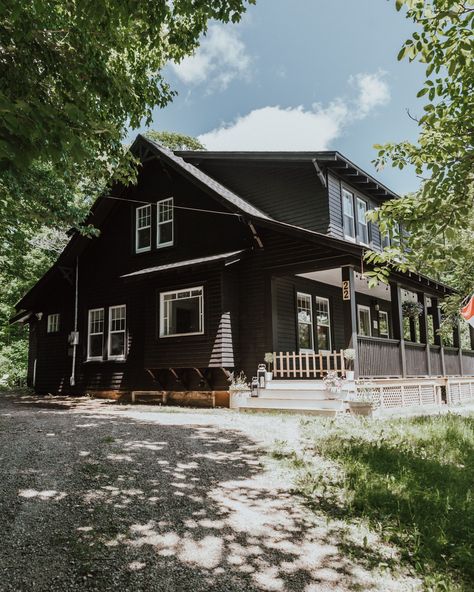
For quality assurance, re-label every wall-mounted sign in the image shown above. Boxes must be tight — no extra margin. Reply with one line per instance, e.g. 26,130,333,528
342,280,351,301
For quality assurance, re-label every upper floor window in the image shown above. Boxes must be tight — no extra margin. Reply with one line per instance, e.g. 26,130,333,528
316,297,331,351
160,287,203,337
297,292,314,351
356,198,369,245
47,313,60,333
108,305,127,360
342,189,355,240
135,204,151,253
87,308,104,360
157,198,174,248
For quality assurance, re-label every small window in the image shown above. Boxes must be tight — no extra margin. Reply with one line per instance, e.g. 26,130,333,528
358,305,372,337
379,310,390,338
342,189,355,240
316,297,331,351
135,204,151,253
297,292,314,351
356,198,369,245
160,287,203,337
88,308,104,360
108,305,126,359
157,198,174,248
47,314,60,333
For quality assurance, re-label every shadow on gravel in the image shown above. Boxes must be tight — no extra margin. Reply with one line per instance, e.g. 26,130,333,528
0,395,394,591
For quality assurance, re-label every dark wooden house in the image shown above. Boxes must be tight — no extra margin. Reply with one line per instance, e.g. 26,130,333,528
11,135,474,401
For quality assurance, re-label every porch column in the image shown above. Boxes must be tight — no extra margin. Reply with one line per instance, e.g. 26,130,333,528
418,292,431,376
431,297,446,376
470,325,474,351
453,319,463,376
341,266,359,378
390,281,406,377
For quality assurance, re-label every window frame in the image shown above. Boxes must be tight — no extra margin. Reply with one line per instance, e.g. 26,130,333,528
157,197,174,249
107,305,127,360
296,292,314,352
342,189,356,241
159,286,204,338
47,313,60,333
135,204,152,254
87,308,105,361
378,310,390,338
315,296,332,352
356,197,370,246
357,304,372,337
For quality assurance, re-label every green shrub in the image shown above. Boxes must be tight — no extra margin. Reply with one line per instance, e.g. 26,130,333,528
0,338,28,388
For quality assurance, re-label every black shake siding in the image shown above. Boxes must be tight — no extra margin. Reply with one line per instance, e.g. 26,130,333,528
197,161,330,234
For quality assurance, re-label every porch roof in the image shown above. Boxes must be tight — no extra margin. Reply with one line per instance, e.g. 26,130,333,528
121,249,247,280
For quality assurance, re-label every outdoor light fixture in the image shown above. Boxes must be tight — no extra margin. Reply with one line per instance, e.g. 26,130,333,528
257,364,266,389
251,376,259,397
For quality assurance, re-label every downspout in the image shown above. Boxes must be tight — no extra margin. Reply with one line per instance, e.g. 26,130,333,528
70,257,79,386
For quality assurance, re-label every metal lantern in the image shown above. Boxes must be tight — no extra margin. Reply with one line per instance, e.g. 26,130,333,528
251,377,259,397
257,364,266,389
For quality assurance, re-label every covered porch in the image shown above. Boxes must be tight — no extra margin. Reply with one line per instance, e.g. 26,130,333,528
268,263,474,380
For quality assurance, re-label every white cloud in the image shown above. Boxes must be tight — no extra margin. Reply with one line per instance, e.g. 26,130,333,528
171,24,250,92
198,72,390,151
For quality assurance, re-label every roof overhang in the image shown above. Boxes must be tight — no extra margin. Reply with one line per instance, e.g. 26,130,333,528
9,310,33,325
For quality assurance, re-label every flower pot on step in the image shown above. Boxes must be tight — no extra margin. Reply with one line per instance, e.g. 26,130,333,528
346,370,355,381
348,401,373,417
265,371,273,382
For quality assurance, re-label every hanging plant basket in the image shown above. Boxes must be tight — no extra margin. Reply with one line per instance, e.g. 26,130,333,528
402,301,424,320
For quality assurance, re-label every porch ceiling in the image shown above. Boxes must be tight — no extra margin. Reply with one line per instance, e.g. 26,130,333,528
298,269,392,301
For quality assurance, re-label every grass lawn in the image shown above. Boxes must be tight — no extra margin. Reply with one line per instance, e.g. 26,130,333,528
271,413,474,591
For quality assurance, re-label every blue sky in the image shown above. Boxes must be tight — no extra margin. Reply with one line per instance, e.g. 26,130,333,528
131,0,425,195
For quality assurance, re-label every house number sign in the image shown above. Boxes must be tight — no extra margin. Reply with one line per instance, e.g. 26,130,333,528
342,281,351,300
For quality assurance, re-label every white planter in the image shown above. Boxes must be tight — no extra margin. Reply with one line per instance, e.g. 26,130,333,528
265,371,273,382
229,390,252,409
346,370,355,381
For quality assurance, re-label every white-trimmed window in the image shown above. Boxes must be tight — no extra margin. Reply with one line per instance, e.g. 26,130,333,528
358,305,372,337
135,204,151,253
356,197,369,245
157,197,174,248
108,305,127,359
297,292,314,351
342,189,356,240
316,297,331,351
379,310,390,338
160,287,203,337
47,313,60,333
87,308,104,360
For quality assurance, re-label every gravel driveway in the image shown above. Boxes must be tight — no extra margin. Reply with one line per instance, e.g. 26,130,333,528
0,393,418,592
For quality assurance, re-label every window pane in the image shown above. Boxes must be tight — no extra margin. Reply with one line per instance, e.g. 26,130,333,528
110,333,125,357
379,312,389,337
298,324,312,350
137,228,150,251
161,288,203,336
157,198,174,246
343,192,355,238
358,308,371,336
136,205,151,252
297,293,313,350
317,326,330,350
89,334,103,358
158,221,173,245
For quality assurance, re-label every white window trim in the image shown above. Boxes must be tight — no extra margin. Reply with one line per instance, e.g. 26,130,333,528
87,308,105,361
379,310,390,338
342,189,356,242
159,286,204,338
157,197,174,249
357,304,372,337
356,197,370,246
135,204,151,253
316,296,332,352
297,292,314,353
47,313,60,333
108,305,127,360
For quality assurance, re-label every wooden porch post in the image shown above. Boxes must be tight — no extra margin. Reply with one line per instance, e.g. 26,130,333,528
431,297,446,376
390,281,406,377
341,266,359,378
418,292,431,376
470,325,474,351
453,319,463,376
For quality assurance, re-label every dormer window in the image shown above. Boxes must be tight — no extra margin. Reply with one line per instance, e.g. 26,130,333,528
342,189,355,240
356,198,369,245
157,198,174,248
135,204,151,253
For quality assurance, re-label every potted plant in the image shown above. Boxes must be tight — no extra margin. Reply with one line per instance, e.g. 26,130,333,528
228,371,251,408
347,382,378,417
343,348,356,381
402,301,424,320
264,352,274,381
323,370,343,399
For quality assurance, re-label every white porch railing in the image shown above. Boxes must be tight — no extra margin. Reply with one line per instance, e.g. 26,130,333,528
273,350,346,378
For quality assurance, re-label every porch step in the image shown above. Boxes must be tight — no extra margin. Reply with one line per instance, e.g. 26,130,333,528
265,380,326,390
240,406,339,417
259,390,330,400
243,397,344,410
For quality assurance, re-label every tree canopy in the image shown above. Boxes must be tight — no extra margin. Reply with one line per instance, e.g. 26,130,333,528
367,0,474,313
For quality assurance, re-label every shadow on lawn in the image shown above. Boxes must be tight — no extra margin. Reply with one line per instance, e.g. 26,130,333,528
0,394,405,592
297,415,474,590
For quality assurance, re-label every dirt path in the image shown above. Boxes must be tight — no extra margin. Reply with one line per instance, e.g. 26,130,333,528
0,394,418,591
